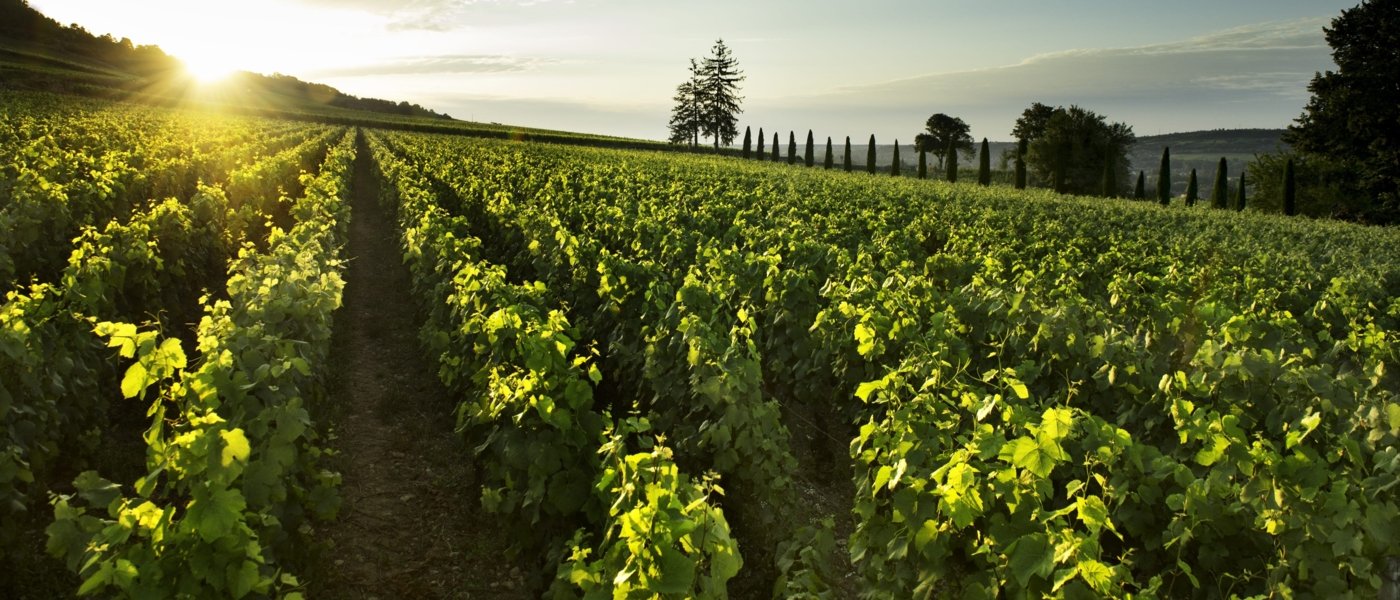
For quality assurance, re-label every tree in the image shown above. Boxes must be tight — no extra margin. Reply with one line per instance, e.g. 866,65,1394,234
756,127,765,161
867,135,876,174
977,138,991,186
667,59,704,146
1236,169,1247,211
805,130,815,167
1014,139,1027,189
788,131,797,165
945,137,959,183
771,132,779,161
1185,169,1199,207
1134,171,1145,199
1012,102,1057,143
1211,158,1228,209
918,149,927,179
1284,158,1297,215
1102,158,1117,197
742,126,752,159
700,39,744,148
891,141,901,177
825,137,834,169
1021,104,1135,196
914,113,973,170
844,137,852,172
1157,147,1171,206
1285,0,1400,223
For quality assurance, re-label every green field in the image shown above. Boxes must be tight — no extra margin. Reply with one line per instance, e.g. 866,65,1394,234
2,89,1397,598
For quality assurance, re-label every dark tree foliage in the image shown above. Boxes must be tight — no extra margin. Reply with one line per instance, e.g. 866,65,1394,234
844,137,852,172
918,149,928,180
1285,0,1400,223
742,126,752,159
1185,169,1199,207
756,127,765,161
771,132,779,161
700,39,744,148
1284,159,1297,216
1157,147,1172,206
867,135,877,174
1211,157,1229,209
788,131,797,165
667,59,705,146
1019,104,1135,196
1014,138,1028,189
805,130,815,167
977,138,991,186
1102,159,1117,197
945,137,959,183
891,141,901,177
1134,171,1146,199
825,137,834,169
914,113,974,170
1237,169,1247,211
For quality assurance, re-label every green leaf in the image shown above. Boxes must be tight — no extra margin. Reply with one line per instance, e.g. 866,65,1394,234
855,322,877,356
914,519,938,551
228,560,259,599
220,429,250,467
1386,403,1400,434
854,379,886,402
1038,407,1074,442
1005,437,1060,478
872,465,892,495
1076,496,1113,533
653,547,697,594
186,488,247,543
1077,559,1114,594
73,471,122,509
1195,433,1228,466
1007,532,1053,588
1009,380,1029,400
120,361,149,399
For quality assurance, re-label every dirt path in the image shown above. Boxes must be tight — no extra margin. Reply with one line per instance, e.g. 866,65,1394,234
311,134,530,599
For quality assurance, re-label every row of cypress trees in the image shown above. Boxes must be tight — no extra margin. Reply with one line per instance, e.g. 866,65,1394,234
1134,147,1298,213
739,126,1000,186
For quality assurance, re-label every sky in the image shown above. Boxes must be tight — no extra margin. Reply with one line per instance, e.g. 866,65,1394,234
29,0,1355,142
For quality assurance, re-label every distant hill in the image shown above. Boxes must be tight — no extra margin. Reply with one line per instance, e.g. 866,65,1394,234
0,0,451,121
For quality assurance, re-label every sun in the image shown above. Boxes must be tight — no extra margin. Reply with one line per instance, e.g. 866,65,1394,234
179,49,240,84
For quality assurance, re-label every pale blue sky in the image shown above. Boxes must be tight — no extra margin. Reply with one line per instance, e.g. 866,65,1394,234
31,0,1355,141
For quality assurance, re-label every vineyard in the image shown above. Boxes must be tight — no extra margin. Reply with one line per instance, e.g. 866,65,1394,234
2,90,1399,598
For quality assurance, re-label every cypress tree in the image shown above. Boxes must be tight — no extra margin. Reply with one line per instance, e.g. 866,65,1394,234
1014,138,1027,190
1283,158,1296,215
977,138,991,186
945,137,959,182
742,126,752,159
1102,159,1117,197
1211,157,1228,209
788,132,797,165
771,132,779,161
824,137,833,169
867,135,877,174
805,130,815,167
918,149,927,179
1134,171,1145,199
756,127,765,161
1157,147,1171,205
844,137,852,172
1236,168,1247,211
1185,169,1198,207
891,141,902,176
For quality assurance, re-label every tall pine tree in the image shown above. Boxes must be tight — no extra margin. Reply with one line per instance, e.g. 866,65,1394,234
771,132,779,161
1211,157,1228,209
867,135,877,174
666,59,704,146
788,132,797,165
742,126,752,159
1185,169,1199,207
700,39,744,148
756,127,765,161
918,149,927,179
945,137,959,182
1236,169,1247,211
891,141,901,176
977,138,991,186
1157,147,1171,205
824,137,834,169
844,137,852,172
805,130,815,167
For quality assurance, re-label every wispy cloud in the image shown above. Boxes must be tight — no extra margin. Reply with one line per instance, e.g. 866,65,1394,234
308,54,554,77
295,0,573,31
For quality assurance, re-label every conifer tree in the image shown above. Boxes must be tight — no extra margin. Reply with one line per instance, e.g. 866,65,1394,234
891,141,901,176
1211,157,1228,209
977,138,991,186
742,126,752,159
1157,147,1171,205
1134,171,1145,199
867,135,877,174
1014,138,1027,189
1236,169,1247,211
918,149,927,179
1283,158,1297,215
945,137,959,182
699,39,744,148
666,59,705,146
771,132,779,161
1185,169,1199,207
805,130,815,167
825,137,833,169
756,127,765,161
844,137,852,172
788,131,797,165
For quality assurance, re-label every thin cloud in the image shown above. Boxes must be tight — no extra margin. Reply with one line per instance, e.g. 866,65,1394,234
308,54,555,77
295,0,573,31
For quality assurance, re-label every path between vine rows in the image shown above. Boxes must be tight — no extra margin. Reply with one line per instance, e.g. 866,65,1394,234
312,136,531,599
